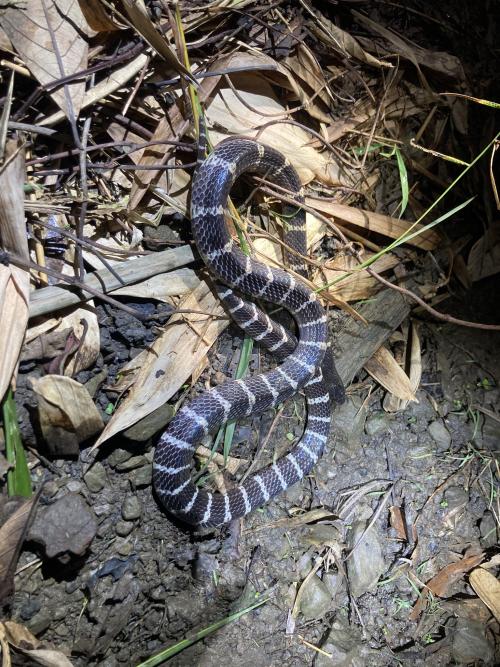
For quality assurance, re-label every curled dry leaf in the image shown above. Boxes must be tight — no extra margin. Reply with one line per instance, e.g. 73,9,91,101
469,568,500,623
120,0,193,80
0,620,74,667
39,53,149,127
316,251,400,302
0,496,38,605
364,345,417,403
94,280,228,447
306,5,392,69
208,72,353,187
30,375,104,456
305,198,441,251
383,321,422,412
0,139,29,400
467,225,500,283
112,268,200,301
0,0,90,119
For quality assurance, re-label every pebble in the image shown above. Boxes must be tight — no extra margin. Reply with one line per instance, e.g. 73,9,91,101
124,404,175,442
115,520,134,537
428,419,452,451
298,574,333,620
365,413,390,436
346,519,385,598
129,465,153,488
121,495,142,521
479,512,497,548
115,455,148,472
451,619,494,664
108,448,133,468
84,461,107,493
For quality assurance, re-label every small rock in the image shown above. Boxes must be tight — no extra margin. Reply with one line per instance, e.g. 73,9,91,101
115,521,134,537
316,618,379,667
298,574,332,620
26,609,52,635
365,413,390,436
124,405,175,442
443,485,468,510
66,480,83,493
121,495,142,521
29,493,97,560
19,596,41,621
42,480,59,498
450,618,494,664
129,465,152,488
115,455,148,472
479,512,497,548
346,520,385,598
84,461,107,493
108,448,133,468
116,539,134,557
428,419,452,451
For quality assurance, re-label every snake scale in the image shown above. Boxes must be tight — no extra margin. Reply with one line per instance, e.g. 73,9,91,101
153,137,344,528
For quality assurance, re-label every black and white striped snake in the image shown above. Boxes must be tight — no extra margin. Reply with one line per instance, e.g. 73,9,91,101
153,137,344,527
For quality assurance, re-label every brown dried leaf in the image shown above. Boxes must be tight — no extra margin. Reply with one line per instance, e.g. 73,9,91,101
305,198,441,250
307,6,392,69
120,0,192,79
30,375,104,455
0,140,29,399
0,496,38,604
0,0,89,119
1,620,74,666
364,345,417,402
410,551,484,621
467,225,500,283
208,73,352,187
112,268,200,301
79,0,126,32
40,52,148,127
284,43,333,123
317,252,400,302
469,568,500,622
94,280,228,447
383,321,422,412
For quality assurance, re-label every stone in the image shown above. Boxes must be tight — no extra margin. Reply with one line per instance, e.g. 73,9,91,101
346,519,385,598
29,493,97,560
124,404,175,442
129,465,152,488
115,521,134,537
121,495,142,521
365,413,390,436
428,419,452,451
84,461,107,493
450,619,494,664
298,574,332,620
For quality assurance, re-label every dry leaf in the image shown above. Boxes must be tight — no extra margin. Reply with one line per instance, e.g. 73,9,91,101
112,268,200,301
39,53,149,127
469,568,500,622
208,72,352,187
1,620,74,667
467,225,500,282
410,551,484,621
384,322,422,412
31,375,104,455
316,251,400,302
79,0,126,32
94,280,228,446
0,140,29,399
305,198,440,250
364,345,417,402
0,0,89,119
0,496,38,604
120,0,192,80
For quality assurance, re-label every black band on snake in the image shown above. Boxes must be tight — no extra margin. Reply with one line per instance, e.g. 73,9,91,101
153,137,344,528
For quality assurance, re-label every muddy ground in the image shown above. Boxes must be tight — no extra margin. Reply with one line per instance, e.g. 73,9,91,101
8,270,500,666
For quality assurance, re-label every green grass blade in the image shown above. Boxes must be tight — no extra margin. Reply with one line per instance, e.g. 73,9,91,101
135,597,269,667
2,388,32,497
223,335,254,463
395,147,409,217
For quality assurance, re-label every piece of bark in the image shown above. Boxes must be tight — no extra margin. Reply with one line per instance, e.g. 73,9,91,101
29,245,195,318
334,287,411,387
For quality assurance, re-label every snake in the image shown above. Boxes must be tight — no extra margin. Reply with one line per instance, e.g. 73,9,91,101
153,136,344,528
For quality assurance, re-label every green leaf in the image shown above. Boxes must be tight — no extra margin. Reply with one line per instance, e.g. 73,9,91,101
2,389,32,497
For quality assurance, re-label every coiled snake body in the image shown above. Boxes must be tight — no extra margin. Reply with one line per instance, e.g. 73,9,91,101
153,138,343,528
